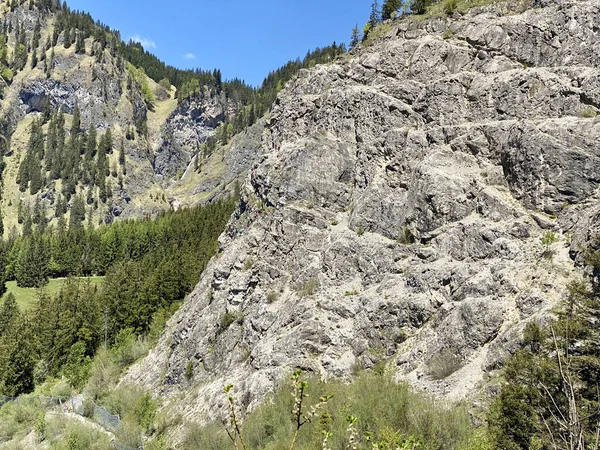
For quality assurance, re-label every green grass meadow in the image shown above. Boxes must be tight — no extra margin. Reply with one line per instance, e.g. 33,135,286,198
3,277,105,311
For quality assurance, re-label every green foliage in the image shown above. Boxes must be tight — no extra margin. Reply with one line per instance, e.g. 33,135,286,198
488,265,600,448
370,0,382,26
243,257,254,271
185,361,194,381
133,392,157,432
398,226,416,245
540,231,558,250
220,311,241,330
411,0,434,14
444,0,458,15
540,231,558,259
266,291,280,303
34,410,46,442
127,62,155,108
296,277,320,297
0,199,235,396
350,24,362,49
1,67,13,83
61,341,93,390
182,370,480,450
382,0,403,20
579,107,598,118
356,222,365,236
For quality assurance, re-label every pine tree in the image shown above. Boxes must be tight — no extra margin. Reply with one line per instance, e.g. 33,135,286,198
55,193,67,218
0,294,17,336
410,0,432,15
69,194,85,229
15,234,49,288
350,24,361,49
75,31,85,54
71,102,81,136
119,138,125,166
0,315,36,396
29,154,43,194
63,28,71,49
369,0,382,27
382,0,403,20
32,18,42,49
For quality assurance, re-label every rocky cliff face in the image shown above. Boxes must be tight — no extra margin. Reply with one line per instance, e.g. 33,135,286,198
0,4,237,229
153,93,234,179
126,0,600,423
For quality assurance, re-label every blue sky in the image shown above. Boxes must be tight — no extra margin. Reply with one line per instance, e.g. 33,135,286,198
65,0,370,86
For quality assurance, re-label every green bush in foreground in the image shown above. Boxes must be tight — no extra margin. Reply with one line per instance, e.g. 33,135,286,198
181,370,488,450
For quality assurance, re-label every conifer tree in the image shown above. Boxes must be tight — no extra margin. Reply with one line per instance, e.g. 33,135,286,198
0,294,17,336
55,193,67,218
0,314,36,396
69,194,85,229
75,31,85,54
410,0,432,14
15,234,49,288
63,28,71,49
32,18,41,49
382,0,403,20
119,138,125,167
369,0,382,27
350,24,361,49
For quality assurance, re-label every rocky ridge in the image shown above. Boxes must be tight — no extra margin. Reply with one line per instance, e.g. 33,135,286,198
126,0,600,425
0,3,241,230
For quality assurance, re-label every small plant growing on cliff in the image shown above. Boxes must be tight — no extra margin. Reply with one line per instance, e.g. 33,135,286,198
297,277,320,297
540,231,558,259
444,0,458,15
266,291,280,303
220,311,242,330
356,223,365,236
579,107,597,118
398,226,416,245
243,257,254,271
185,362,194,381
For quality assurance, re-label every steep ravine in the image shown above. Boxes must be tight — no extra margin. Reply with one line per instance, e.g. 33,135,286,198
126,0,600,425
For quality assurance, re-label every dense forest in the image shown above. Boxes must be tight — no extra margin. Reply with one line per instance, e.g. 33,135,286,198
0,197,236,396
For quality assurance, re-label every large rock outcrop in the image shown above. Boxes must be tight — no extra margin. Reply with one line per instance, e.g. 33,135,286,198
126,0,600,423
153,94,235,178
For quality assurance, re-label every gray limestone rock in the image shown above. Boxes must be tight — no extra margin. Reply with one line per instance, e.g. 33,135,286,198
125,0,600,424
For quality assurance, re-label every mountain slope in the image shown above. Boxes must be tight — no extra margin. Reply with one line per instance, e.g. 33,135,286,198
125,0,600,426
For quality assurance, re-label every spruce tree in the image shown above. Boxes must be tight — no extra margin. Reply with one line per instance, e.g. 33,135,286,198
382,0,403,20
350,24,361,49
0,294,17,336
63,28,71,49
369,0,381,27
75,31,85,54
410,0,432,15
119,138,125,167
69,194,85,229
